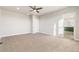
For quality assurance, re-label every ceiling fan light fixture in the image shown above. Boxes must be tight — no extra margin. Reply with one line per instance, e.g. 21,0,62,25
29,6,42,13
33,10,36,12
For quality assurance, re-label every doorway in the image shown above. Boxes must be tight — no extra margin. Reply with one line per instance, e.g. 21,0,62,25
63,12,75,39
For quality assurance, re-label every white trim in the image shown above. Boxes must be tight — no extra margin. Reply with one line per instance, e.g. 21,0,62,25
0,36,2,42
74,38,79,41
0,32,31,38
39,32,53,36
0,36,2,39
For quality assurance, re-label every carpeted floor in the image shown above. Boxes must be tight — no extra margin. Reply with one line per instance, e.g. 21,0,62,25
0,33,79,52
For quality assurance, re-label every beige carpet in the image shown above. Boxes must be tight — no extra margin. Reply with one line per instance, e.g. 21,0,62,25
0,33,79,52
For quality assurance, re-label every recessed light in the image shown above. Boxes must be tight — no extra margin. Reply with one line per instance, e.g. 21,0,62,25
16,8,20,10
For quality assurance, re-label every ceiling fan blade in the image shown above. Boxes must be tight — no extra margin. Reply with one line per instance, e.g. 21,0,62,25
36,7,42,10
29,6,34,10
36,10,39,13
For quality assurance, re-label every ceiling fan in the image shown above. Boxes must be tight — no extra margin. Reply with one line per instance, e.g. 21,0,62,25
29,6,43,13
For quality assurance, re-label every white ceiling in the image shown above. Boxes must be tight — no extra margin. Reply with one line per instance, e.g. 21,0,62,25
0,6,67,15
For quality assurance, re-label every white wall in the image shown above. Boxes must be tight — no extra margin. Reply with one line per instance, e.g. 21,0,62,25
0,8,32,37
39,7,77,37
32,15,39,33
75,7,79,40
39,14,60,35
63,12,75,27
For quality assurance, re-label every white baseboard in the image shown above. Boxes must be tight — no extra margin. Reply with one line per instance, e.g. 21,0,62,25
0,32,31,38
39,32,50,35
0,37,2,39
0,32,51,38
0,37,2,42
74,39,79,41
